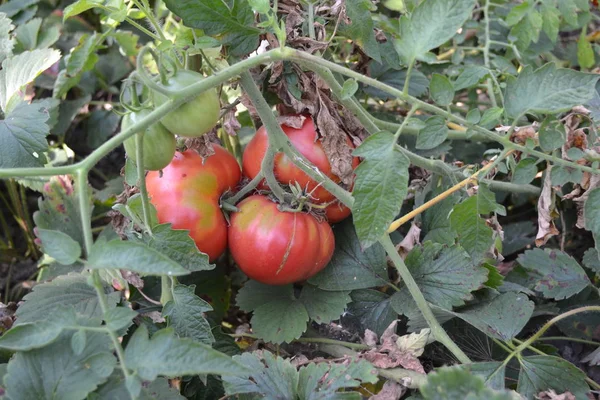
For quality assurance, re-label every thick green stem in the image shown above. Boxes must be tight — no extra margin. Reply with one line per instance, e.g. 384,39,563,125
134,134,153,235
380,235,471,364
403,61,415,95
238,70,354,207
227,171,264,205
482,0,497,107
261,146,287,203
394,105,418,140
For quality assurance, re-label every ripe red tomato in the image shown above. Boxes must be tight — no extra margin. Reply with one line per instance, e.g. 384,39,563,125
242,115,359,223
146,145,241,261
228,195,335,285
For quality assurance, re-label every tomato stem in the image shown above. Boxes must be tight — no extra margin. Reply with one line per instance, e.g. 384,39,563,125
134,133,153,235
226,171,264,205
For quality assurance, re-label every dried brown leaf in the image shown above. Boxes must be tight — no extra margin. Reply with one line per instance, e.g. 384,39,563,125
396,223,421,259
536,167,559,247
363,321,425,373
536,390,576,400
370,380,406,400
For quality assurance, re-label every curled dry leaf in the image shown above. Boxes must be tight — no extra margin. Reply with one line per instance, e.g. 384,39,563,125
564,173,600,229
581,347,600,366
536,390,576,400
222,108,241,137
536,167,560,247
396,223,422,259
363,329,378,347
184,131,219,159
395,329,431,357
370,380,406,400
363,321,425,374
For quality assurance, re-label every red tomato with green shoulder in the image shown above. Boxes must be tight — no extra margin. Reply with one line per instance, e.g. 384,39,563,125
242,115,359,223
228,195,335,285
146,145,241,261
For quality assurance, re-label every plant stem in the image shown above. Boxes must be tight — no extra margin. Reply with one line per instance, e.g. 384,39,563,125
227,172,264,205
379,235,471,364
307,1,316,40
134,134,153,235
262,146,287,203
482,0,498,107
536,336,600,347
403,61,415,95
394,105,418,140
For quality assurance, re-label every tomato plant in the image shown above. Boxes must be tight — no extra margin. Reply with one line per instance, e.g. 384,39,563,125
242,115,359,223
122,109,176,171
152,70,221,137
228,194,335,285
2,0,600,398
146,146,241,261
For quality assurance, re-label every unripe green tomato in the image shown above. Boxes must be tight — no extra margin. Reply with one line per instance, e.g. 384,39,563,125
123,110,176,171
152,70,220,137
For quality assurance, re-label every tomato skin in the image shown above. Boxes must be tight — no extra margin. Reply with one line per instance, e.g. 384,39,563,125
229,195,335,285
242,116,359,223
152,70,220,138
146,146,241,261
122,110,176,171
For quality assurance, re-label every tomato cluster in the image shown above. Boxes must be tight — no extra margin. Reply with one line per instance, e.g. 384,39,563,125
126,90,357,284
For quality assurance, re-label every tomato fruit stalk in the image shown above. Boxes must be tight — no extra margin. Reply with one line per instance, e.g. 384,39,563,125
123,109,176,171
146,146,241,261
152,70,220,137
242,115,359,223
228,195,335,285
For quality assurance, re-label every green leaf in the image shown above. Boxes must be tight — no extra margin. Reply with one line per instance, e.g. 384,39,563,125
112,30,139,57
578,30,595,69
540,4,560,43
63,0,103,20
504,64,600,118
163,284,215,345
347,289,397,337
517,248,591,300
0,13,14,63
36,229,81,265
66,33,99,77
393,0,476,64
454,65,490,91
517,355,589,399
4,331,116,400
353,131,410,248
586,188,600,255
163,0,261,56
71,329,86,355
480,107,503,129
510,9,543,50
138,224,213,272
421,367,521,400
0,50,61,112
461,361,506,390
583,248,600,274
222,352,299,398
15,274,120,324
104,307,138,332
299,285,351,324
448,292,534,340
297,358,378,399
236,281,308,344
429,73,454,106
87,240,191,276
551,166,582,186
94,372,186,400
512,158,538,184
339,0,381,63
539,117,566,151
0,99,53,168
401,242,488,309
341,78,359,100
0,320,63,351
505,2,533,26
308,219,389,291
416,116,448,150
124,325,249,381
482,263,504,289
466,108,481,124
449,185,504,264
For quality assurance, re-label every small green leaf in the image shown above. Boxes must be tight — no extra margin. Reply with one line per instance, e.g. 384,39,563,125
0,13,14,63
87,240,191,276
578,30,595,69
0,48,61,112
0,321,63,351
551,166,582,186
37,229,81,265
163,284,215,345
541,3,560,43
505,2,533,26
466,108,481,124
339,0,381,63
517,355,589,399
517,248,591,300
104,307,138,332
308,219,389,290
298,359,378,398
539,118,566,151
124,325,250,381
63,0,103,20
567,147,585,161
299,285,350,324
512,158,538,184
416,116,448,150
353,131,410,248
341,78,359,100
393,0,476,64
429,73,454,106
66,33,98,77
480,107,503,128
504,64,600,118
454,65,489,91
421,367,521,400
461,361,506,390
